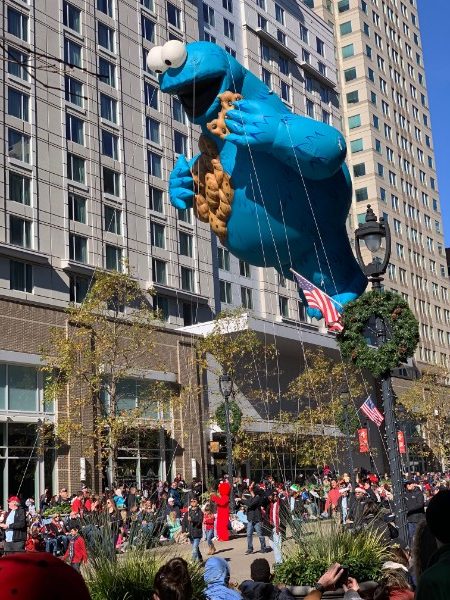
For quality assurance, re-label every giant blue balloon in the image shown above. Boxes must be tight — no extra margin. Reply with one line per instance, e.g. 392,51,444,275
149,41,367,317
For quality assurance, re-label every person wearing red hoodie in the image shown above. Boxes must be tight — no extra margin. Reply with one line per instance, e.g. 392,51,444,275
210,481,231,541
324,479,341,517
63,525,88,572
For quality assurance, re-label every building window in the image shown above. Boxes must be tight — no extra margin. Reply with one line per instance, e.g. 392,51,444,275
152,258,167,284
149,186,164,212
70,275,90,303
342,44,354,59
102,130,119,159
167,2,181,28
148,151,162,178
68,193,86,223
104,205,122,234
203,3,215,26
181,267,194,292
154,295,169,320
322,110,330,124
67,153,85,183
64,38,82,67
9,172,31,205
299,23,308,43
145,117,160,144
144,82,159,110
98,22,115,52
241,287,253,309
277,30,286,45
65,76,83,107
103,167,120,196
100,93,117,122
98,0,113,17
151,222,165,248
105,245,123,271
353,163,366,177
239,260,250,277
346,90,359,104
316,37,324,56
218,247,230,271
219,280,232,303
350,138,363,153
222,0,233,12
99,57,116,87
224,18,234,40
338,0,350,11
306,99,314,118
179,231,193,257
10,261,32,293
262,68,271,88
141,15,155,42
279,55,289,75
174,131,188,155
203,32,216,42
280,81,290,103
340,21,352,35
348,114,361,129
344,67,357,82
8,88,29,122
225,46,236,58
66,113,84,145
8,47,28,81
178,208,191,223
8,129,30,163
355,187,368,202
258,14,268,31
10,216,31,248
69,233,87,263
278,296,289,318
275,3,285,24
172,98,186,124
7,8,28,42
63,2,81,32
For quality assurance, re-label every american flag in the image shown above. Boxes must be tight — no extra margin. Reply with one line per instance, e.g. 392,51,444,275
360,396,384,427
291,269,344,332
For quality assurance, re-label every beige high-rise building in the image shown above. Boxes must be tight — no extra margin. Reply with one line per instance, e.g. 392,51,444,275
313,0,450,371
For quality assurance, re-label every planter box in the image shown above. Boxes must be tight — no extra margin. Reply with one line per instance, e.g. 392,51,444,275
287,581,378,599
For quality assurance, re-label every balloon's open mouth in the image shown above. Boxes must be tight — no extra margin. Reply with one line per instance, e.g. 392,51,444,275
176,76,223,119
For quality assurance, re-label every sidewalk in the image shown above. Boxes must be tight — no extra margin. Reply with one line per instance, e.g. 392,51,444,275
154,533,275,583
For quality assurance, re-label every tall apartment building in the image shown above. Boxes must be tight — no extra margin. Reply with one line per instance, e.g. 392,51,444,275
313,0,450,370
1,0,363,501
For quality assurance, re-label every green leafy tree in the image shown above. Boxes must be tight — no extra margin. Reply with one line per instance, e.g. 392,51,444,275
286,350,365,469
41,270,172,485
398,367,450,472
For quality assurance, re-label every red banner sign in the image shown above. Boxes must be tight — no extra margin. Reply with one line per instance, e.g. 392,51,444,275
397,430,406,454
358,428,369,453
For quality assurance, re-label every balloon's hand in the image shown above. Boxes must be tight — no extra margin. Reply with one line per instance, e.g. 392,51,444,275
224,100,279,147
169,155,195,209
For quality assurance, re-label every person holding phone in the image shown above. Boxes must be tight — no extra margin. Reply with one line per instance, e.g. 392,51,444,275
304,564,362,599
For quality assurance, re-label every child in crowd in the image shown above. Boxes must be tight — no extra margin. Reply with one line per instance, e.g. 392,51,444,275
63,524,88,572
203,505,216,555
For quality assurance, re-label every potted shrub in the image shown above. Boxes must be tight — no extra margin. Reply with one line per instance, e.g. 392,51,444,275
275,523,388,599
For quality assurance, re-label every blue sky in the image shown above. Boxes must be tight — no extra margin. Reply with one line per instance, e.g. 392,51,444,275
418,1,450,246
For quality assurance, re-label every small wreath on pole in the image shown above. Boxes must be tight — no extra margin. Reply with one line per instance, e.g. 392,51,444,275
215,400,242,434
337,291,419,378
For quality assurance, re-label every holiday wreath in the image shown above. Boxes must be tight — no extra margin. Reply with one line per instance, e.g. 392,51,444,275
215,400,242,434
337,290,419,378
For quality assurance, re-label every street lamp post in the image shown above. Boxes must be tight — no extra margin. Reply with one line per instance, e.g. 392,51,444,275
355,204,408,544
340,384,356,490
219,373,234,509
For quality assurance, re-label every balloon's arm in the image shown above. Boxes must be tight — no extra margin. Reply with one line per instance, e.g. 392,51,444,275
271,114,347,181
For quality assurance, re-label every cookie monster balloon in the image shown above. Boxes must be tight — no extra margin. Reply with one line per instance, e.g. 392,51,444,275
148,41,367,318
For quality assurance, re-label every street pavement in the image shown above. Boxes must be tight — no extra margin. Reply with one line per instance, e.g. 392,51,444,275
155,532,276,584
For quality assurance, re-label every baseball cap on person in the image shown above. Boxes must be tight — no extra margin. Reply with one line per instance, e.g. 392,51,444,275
8,496,20,504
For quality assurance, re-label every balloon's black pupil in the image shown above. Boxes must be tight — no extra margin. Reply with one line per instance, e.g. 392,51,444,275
165,60,172,65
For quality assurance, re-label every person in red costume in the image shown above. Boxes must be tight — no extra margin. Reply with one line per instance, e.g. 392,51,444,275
210,481,231,542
